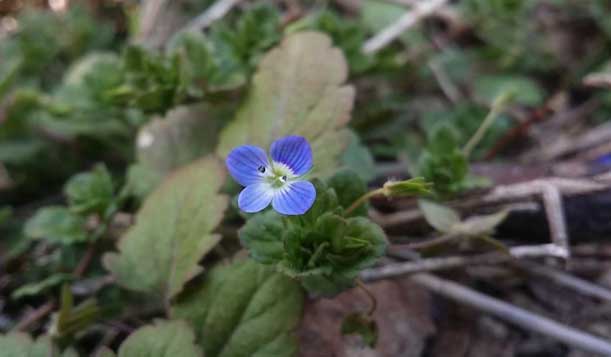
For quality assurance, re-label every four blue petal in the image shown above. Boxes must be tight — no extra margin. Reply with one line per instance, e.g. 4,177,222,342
270,136,313,176
225,136,316,215
272,181,316,215
226,145,270,186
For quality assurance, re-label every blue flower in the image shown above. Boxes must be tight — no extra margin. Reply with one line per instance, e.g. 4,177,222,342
226,136,316,215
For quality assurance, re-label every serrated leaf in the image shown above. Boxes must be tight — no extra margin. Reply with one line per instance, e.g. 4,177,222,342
117,320,202,357
172,259,304,357
418,199,461,233
137,104,221,177
239,210,285,264
103,157,228,301
0,333,61,356
64,164,114,215
216,31,355,177
24,206,88,244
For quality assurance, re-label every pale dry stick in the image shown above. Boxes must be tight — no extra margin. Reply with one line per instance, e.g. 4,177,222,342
361,243,566,281
540,183,570,257
519,261,611,303
372,244,611,302
409,273,611,356
185,0,244,32
583,72,611,89
362,0,449,55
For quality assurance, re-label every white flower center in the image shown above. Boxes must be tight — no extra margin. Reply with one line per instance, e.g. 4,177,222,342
265,161,296,188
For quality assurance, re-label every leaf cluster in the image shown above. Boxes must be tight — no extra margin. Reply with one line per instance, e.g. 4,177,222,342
241,171,386,296
417,123,485,197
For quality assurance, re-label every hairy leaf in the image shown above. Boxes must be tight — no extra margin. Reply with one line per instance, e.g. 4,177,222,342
217,31,355,177
103,157,228,300
239,210,285,264
64,163,114,215
137,104,222,177
24,206,88,244
117,320,202,357
172,259,304,357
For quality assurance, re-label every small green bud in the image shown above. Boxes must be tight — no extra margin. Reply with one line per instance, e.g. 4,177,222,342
382,177,432,198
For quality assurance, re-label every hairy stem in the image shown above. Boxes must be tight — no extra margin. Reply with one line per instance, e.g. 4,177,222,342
344,189,384,216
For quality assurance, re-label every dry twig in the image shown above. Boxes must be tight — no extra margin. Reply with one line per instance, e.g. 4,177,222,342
362,0,448,54
409,273,611,355
185,0,244,32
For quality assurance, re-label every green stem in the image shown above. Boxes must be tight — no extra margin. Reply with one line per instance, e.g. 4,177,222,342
344,188,384,216
463,91,514,158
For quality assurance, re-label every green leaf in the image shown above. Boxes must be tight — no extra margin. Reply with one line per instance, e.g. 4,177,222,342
341,313,378,347
297,11,377,74
51,285,100,339
427,123,462,155
124,164,162,201
474,75,544,106
0,333,60,357
418,199,461,233
290,216,387,296
137,104,222,177
239,210,285,264
64,164,114,215
103,157,228,300
117,320,202,357
168,31,245,94
217,31,355,177
11,273,72,300
24,206,88,244
327,169,368,217
172,259,304,357
341,131,376,183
